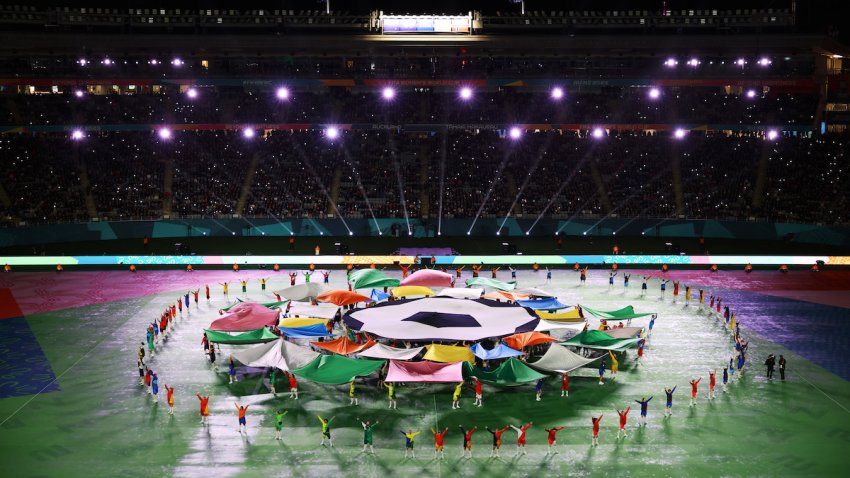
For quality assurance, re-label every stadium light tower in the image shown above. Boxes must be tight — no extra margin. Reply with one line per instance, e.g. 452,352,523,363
746,89,758,99
74,89,85,98
766,129,779,140
551,86,565,100
459,87,473,101
242,128,255,139
71,129,84,140
664,58,678,67
276,87,290,100
381,86,396,100
648,88,661,100
674,128,687,139
186,88,198,99
509,126,522,140
325,126,340,140
592,128,605,139
158,128,172,140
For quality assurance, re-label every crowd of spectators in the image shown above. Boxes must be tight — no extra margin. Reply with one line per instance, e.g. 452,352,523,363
1,129,847,227
3,87,818,126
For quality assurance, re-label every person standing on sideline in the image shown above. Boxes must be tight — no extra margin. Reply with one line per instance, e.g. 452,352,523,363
779,355,787,380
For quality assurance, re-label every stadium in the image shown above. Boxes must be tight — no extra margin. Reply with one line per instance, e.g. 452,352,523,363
0,0,849,476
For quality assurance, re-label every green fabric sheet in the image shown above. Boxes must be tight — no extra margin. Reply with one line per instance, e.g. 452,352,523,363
463,357,547,386
203,328,280,344
579,305,655,320
465,277,517,291
291,355,385,385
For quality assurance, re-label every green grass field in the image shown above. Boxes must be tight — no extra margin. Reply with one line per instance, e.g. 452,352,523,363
1,272,849,477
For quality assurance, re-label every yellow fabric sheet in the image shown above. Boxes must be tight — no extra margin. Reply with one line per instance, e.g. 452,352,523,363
423,343,475,363
391,286,434,298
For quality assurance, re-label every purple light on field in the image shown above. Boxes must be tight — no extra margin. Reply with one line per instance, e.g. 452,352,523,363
381,87,396,100
275,87,290,100
71,129,84,140
186,88,198,99
592,128,605,139
508,127,522,140
74,90,85,98
459,87,473,100
551,86,564,100
158,128,172,140
648,88,661,99
664,58,678,67
674,128,687,139
242,128,255,139
766,130,779,140
746,89,758,98
325,126,340,140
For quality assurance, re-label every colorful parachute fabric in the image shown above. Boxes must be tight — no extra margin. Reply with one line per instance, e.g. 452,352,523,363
560,329,643,351
423,343,476,363
232,338,319,372
220,299,288,313
288,303,340,319
536,309,583,322
278,318,331,338
351,269,400,290
204,328,279,345
469,342,525,360
481,291,530,302
357,343,424,361
527,344,603,373
343,297,539,341
516,287,556,298
317,290,371,306
208,302,280,332
465,277,517,291
370,289,391,303
580,305,655,320
400,269,453,288
502,331,558,350
604,326,645,339
275,283,329,302
464,357,547,386
515,298,570,311
391,286,434,298
309,336,375,355
438,288,484,299
291,355,385,384
385,360,464,383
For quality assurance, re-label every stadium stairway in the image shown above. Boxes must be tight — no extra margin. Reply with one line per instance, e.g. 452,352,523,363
235,153,260,216
162,159,173,217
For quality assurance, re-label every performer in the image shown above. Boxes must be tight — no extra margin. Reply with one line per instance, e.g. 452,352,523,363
322,271,330,284
473,376,484,406
608,271,617,289
689,377,702,407
609,351,619,378
192,289,199,305
591,415,603,446
485,426,509,458
491,266,500,279
623,273,631,289
229,356,237,384
165,384,175,415
598,360,606,385
401,430,420,459
431,427,448,459
672,281,680,301
580,266,588,285
545,426,564,453
561,373,570,397
150,372,159,402
641,276,649,296
634,397,653,426
349,378,359,406
660,279,670,299
289,271,297,286
452,382,463,409
303,270,313,283
196,393,210,425
546,267,552,283
535,378,544,401
649,314,657,335
274,410,288,441
616,406,631,438
317,415,336,447
509,422,533,456
205,284,210,301
722,367,729,392
459,425,477,458
383,382,397,409
235,403,249,434
358,418,379,454
664,386,677,417
287,372,298,399
239,279,248,294
219,281,230,296
259,277,268,291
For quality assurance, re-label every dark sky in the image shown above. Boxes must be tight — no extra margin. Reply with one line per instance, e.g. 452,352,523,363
25,0,846,34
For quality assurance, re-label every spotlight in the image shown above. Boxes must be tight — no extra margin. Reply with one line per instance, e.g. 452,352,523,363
735,58,746,67
648,88,661,100
582,231,587,236
746,89,758,98
242,128,255,139
171,58,184,67
437,231,442,236
674,128,687,139
149,59,159,65
551,86,564,100
592,128,605,139
508,127,522,140
664,58,678,67
466,231,471,235
378,231,383,236
78,58,88,66
612,231,617,235
766,130,779,140
459,87,473,100
758,57,772,66
74,90,85,98
525,231,530,236
349,231,353,236
325,126,339,140
381,87,396,100
186,88,198,99
158,128,172,140
102,58,113,66
71,129,84,140
496,231,501,236
686,58,700,67
275,87,290,100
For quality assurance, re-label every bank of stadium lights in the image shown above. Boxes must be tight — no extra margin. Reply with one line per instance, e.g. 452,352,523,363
648,88,661,100
758,57,772,66
459,87,473,101
735,58,747,67
325,126,340,140
78,58,88,66
158,128,172,140
149,59,159,65
71,129,84,141
674,128,687,139
275,87,290,100
551,86,565,100
101,58,113,66
242,128,255,139
664,58,678,67
381,87,396,101
171,58,184,67
746,89,758,99
766,130,779,141
686,58,700,67
74,90,85,98
592,128,605,139
186,88,198,99
508,127,522,140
